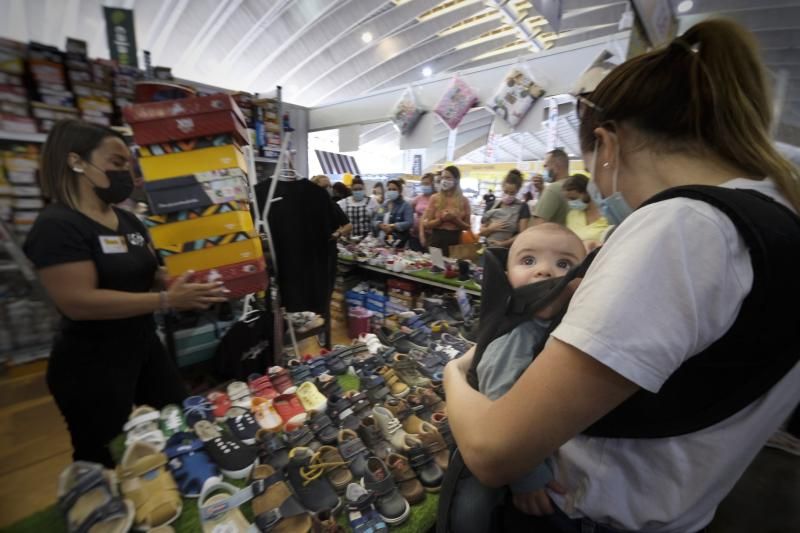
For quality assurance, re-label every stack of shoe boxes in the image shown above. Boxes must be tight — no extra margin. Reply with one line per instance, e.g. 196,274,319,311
0,38,36,133
124,94,267,298
27,42,79,132
386,278,418,315
2,144,43,237
65,39,114,127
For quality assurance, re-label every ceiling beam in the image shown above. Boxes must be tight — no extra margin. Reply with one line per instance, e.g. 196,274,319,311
559,3,628,33
360,122,396,145
175,0,244,70
216,0,295,74
276,0,443,100
370,33,521,91
294,1,488,106
430,126,492,164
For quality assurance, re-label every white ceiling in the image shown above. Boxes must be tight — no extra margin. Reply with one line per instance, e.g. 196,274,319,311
2,0,798,165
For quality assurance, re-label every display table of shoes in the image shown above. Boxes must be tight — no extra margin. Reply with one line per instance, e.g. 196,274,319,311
8,336,468,533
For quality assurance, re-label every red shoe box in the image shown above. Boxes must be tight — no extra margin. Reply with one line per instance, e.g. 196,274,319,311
168,256,268,299
124,94,248,146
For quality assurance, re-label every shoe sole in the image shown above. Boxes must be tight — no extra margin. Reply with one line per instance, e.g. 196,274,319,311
379,499,411,525
221,462,254,480
424,484,442,493
390,388,410,399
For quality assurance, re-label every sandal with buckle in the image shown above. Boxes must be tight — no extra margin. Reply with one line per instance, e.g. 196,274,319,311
250,464,315,532
164,432,222,498
197,482,251,533
124,406,167,451
117,441,182,530
58,461,134,533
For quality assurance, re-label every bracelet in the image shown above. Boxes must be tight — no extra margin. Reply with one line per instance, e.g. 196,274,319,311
159,290,170,313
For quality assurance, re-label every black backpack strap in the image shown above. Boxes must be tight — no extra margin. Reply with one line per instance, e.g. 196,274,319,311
585,185,800,438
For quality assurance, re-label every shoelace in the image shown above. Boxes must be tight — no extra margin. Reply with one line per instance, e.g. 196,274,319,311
385,417,401,435
185,403,212,420
300,452,349,486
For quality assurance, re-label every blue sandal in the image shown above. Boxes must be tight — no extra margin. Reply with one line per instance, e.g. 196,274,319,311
165,432,222,498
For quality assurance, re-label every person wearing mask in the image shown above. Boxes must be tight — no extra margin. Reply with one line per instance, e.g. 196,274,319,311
22,120,228,467
531,149,570,226
562,174,610,249
483,188,496,210
373,179,413,248
409,172,436,251
332,181,351,203
479,169,531,247
371,182,385,206
444,19,800,532
338,176,377,239
422,165,472,256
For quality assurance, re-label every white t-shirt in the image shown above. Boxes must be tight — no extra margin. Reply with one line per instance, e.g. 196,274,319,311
550,178,800,532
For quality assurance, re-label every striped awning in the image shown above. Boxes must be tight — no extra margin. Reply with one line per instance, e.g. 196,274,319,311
315,150,361,175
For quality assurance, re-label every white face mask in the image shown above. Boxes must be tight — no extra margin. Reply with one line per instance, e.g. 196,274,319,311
588,139,633,226
440,179,455,191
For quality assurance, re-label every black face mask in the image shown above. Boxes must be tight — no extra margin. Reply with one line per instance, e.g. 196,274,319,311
86,163,134,204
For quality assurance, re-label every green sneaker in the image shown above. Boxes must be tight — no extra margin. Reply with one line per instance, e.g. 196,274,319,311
160,404,187,437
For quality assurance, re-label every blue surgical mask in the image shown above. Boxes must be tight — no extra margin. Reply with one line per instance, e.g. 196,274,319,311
386,190,399,202
352,190,365,201
542,169,553,183
588,140,633,226
420,185,433,195
568,199,588,211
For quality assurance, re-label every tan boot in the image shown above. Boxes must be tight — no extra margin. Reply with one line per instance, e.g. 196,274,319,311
377,366,409,398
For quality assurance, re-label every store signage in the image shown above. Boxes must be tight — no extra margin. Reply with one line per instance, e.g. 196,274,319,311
104,7,138,67
533,0,563,33
412,154,422,176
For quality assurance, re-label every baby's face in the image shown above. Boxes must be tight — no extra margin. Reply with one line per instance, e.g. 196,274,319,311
507,229,586,288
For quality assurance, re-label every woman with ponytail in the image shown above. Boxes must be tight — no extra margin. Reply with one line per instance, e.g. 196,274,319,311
443,19,800,532
421,165,472,255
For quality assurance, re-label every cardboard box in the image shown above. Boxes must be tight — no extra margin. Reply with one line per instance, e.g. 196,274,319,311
124,94,248,146
144,171,250,215
139,144,246,181
168,257,267,299
145,201,253,248
138,134,238,157
160,232,263,277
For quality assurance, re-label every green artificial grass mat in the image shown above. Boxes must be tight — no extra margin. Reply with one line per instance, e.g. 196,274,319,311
5,374,437,532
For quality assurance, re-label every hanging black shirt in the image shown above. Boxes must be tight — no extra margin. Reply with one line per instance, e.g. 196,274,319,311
23,203,158,335
256,179,348,314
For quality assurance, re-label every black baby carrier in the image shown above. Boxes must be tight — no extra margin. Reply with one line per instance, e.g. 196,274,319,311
437,185,800,532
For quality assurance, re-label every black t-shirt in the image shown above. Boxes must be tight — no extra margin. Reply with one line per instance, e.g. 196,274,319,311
23,203,158,334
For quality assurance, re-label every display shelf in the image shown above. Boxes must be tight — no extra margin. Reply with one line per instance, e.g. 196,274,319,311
0,130,47,143
340,258,481,296
253,155,279,163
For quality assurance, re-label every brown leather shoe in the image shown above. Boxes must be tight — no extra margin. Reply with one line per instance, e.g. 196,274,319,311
431,412,455,452
384,398,426,435
386,453,425,505
358,416,393,459
377,366,409,398
418,424,449,471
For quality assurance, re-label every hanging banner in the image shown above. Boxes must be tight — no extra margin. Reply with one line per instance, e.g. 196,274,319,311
104,7,139,67
446,128,458,162
631,0,677,48
412,154,423,176
533,0,563,33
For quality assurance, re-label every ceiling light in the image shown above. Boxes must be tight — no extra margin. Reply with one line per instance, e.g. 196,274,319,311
422,66,433,77
361,32,373,43
677,0,693,13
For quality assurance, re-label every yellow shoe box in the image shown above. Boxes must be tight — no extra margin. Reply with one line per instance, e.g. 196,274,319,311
149,209,254,249
161,233,264,277
139,144,247,182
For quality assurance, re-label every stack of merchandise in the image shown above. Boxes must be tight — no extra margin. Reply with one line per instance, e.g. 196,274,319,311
124,94,266,298
65,39,115,127
2,144,43,237
0,38,36,133
27,42,79,132
330,276,347,329
231,92,254,128
112,65,139,117
386,278,418,316
253,97,281,160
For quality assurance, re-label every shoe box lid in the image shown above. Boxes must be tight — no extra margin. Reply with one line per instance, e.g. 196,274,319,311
145,172,249,215
124,93,248,146
139,144,247,182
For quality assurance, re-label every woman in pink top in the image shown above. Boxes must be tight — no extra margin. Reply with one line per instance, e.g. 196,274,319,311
410,172,435,251
422,165,472,256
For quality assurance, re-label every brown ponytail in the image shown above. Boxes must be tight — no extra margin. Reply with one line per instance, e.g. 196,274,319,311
579,19,800,211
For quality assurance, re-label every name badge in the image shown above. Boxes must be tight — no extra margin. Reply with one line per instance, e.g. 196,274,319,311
99,235,128,254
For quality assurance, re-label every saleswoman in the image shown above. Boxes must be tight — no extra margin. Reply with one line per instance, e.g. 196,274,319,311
24,120,227,467
422,165,471,256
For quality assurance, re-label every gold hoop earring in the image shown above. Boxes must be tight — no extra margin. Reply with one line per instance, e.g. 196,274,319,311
602,162,610,168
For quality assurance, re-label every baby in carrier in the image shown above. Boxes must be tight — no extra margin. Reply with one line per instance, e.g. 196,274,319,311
447,223,587,532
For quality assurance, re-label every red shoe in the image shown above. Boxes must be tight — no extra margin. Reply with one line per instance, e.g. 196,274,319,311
268,366,295,394
207,391,232,419
273,393,307,426
248,374,278,400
